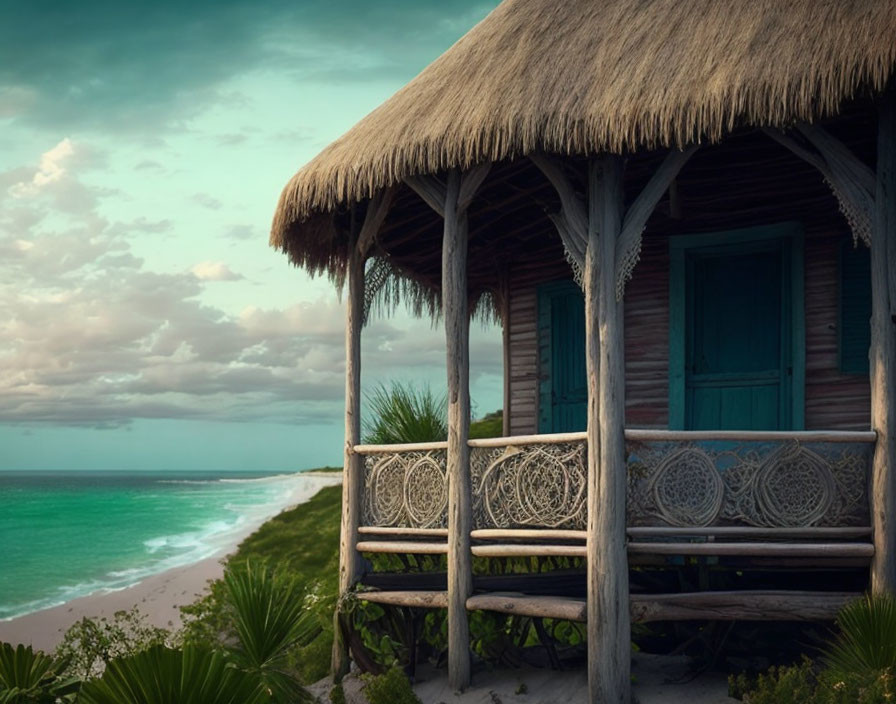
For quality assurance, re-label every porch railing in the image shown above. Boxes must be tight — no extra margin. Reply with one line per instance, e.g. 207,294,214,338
355,430,874,537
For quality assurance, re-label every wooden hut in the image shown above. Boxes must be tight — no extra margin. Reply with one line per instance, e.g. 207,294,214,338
271,1,896,701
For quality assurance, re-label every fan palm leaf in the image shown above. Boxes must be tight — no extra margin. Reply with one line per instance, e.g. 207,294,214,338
77,644,267,704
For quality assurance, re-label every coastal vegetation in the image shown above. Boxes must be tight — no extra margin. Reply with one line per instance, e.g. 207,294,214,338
729,595,896,703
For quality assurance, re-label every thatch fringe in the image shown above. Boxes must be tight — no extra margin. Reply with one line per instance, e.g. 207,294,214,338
271,0,896,271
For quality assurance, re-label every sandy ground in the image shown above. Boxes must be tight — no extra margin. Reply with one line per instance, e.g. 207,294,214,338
0,472,343,653
311,654,737,704
0,556,226,652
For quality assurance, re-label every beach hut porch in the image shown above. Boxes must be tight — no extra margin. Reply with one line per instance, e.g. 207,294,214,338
270,3,896,694
323,103,896,696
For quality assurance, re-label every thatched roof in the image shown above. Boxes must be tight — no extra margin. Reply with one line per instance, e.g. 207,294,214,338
272,0,896,272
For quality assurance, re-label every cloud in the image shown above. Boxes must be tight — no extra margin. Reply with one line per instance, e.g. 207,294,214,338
8,138,75,198
0,1,499,132
191,261,243,281
192,193,222,210
0,139,502,429
224,224,255,241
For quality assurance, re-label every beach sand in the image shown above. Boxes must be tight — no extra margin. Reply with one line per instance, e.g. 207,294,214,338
0,553,225,653
0,473,343,653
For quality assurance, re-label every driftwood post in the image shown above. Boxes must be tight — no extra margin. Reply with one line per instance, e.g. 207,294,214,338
531,148,693,704
871,88,896,594
443,169,473,689
586,156,630,704
332,192,393,679
405,164,490,690
332,219,364,679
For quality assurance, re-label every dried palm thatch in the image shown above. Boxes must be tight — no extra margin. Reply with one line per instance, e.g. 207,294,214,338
271,0,896,275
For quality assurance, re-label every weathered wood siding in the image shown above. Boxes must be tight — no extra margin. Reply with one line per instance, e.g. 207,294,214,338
506,227,870,434
805,232,872,430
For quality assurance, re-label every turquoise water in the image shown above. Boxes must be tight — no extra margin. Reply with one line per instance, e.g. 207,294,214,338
0,470,338,620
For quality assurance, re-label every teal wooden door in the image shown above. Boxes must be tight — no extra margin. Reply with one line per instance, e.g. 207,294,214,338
685,242,793,430
538,282,587,432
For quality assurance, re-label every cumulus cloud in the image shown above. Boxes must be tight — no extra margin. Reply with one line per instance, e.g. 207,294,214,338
191,261,243,281
8,138,75,198
0,140,501,429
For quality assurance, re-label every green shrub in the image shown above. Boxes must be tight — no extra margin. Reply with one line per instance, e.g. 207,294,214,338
469,410,503,439
54,608,171,680
77,645,269,704
731,595,896,704
329,683,346,704
824,594,896,680
363,382,446,444
363,666,421,704
0,642,79,703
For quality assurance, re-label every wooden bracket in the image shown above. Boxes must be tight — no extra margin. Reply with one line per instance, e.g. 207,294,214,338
356,187,396,259
764,125,875,244
615,145,698,296
405,162,492,217
530,153,589,274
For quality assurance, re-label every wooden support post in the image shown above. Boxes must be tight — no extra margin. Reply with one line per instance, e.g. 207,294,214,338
443,169,473,690
407,163,490,690
499,266,512,437
332,220,365,679
871,88,896,594
586,156,630,704
331,190,393,679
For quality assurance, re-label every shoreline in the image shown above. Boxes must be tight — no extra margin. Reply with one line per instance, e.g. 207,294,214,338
0,473,342,652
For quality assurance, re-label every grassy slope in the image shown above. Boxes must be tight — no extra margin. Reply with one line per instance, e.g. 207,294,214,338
226,483,343,683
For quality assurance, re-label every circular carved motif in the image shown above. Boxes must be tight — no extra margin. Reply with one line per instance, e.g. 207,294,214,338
651,447,724,527
403,456,448,527
367,455,406,526
756,444,834,526
480,445,586,528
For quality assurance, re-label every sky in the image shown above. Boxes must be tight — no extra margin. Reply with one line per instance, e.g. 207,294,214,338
0,0,503,471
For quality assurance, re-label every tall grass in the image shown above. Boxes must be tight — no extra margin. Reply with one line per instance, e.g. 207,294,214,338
363,382,447,444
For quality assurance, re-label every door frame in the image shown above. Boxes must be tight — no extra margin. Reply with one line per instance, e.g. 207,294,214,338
668,222,805,430
537,279,584,433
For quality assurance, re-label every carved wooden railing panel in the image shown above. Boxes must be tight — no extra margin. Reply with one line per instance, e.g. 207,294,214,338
626,433,874,528
470,438,587,530
356,431,874,532
359,445,448,529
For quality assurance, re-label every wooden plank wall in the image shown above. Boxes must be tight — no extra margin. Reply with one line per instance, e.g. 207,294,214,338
804,228,871,430
506,227,870,434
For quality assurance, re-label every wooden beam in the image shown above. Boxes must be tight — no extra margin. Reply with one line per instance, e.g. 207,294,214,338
871,88,896,595
467,593,587,621
332,216,365,680
763,125,874,243
356,540,449,554
358,526,449,537
404,174,447,217
458,161,492,212
471,544,586,558
615,146,698,296
529,153,588,271
359,590,449,609
356,187,396,258
587,155,630,704
627,542,874,558
630,591,859,623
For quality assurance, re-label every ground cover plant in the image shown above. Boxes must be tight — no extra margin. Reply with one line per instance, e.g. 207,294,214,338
730,594,896,704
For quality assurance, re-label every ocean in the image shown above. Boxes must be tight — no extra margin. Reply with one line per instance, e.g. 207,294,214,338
0,470,339,621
